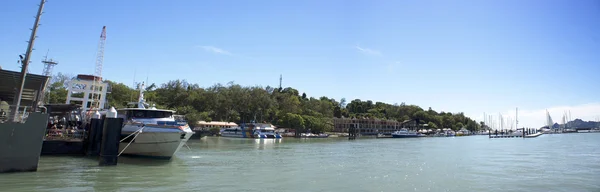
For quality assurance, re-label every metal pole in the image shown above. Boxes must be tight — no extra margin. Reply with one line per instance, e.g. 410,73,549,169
12,0,46,122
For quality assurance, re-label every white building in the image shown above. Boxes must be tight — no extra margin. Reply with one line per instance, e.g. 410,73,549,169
65,74,109,111
194,121,238,131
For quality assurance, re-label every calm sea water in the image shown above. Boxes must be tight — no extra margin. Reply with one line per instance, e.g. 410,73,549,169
2,133,599,192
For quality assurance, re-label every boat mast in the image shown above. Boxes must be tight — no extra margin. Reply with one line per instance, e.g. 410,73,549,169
483,112,486,130
499,113,503,130
490,115,493,130
11,0,46,122
515,107,518,130
569,110,572,129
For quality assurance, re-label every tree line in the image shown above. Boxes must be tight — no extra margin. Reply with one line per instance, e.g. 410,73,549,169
46,73,483,133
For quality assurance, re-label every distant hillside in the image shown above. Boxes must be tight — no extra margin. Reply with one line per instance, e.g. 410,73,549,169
559,119,599,129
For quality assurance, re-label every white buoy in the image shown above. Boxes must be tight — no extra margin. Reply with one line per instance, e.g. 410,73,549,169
92,110,102,119
105,107,118,118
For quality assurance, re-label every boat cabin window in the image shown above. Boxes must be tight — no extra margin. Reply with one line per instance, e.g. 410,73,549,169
224,128,241,131
120,110,173,119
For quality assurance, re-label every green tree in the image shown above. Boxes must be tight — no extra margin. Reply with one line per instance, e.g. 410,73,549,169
454,122,465,131
428,122,438,129
41,74,481,132
46,73,72,104
105,81,137,108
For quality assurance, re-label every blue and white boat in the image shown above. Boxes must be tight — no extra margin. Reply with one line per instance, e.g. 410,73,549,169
220,122,282,139
445,129,456,137
391,128,424,138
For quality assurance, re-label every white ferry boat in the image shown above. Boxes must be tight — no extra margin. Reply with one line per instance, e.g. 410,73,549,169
220,126,244,137
115,82,194,159
391,128,424,138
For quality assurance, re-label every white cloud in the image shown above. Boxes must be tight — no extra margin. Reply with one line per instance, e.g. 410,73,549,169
471,103,600,129
197,46,232,55
354,45,381,56
385,61,401,72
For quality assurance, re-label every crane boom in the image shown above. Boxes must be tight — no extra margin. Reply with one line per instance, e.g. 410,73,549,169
90,26,106,110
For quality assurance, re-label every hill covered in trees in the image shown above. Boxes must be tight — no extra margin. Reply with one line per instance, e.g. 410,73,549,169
559,119,600,129
46,73,482,133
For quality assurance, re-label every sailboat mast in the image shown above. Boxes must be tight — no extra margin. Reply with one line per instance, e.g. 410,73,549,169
484,112,486,129
499,113,503,130
569,110,572,129
491,115,494,130
515,107,519,129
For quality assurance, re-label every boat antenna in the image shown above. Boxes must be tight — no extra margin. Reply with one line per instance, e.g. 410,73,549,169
137,81,146,109
145,72,150,103
131,68,136,102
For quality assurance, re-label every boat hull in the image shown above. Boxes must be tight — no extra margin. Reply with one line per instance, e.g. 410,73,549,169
391,134,423,138
220,131,282,139
220,132,246,138
300,136,329,138
119,125,193,159
220,134,282,139
0,112,48,173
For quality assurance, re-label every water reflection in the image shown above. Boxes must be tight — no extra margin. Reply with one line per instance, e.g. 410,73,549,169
90,156,189,191
253,138,282,150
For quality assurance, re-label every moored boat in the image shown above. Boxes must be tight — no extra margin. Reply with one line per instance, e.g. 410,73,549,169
115,82,194,159
219,122,282,139
300,133,329,138
510,129,524,136
391,128,424,138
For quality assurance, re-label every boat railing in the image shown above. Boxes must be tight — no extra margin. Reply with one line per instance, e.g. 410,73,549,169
44,127,87,141
0,104,39,123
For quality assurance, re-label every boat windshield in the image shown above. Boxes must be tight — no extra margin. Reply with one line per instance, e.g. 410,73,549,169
257,129,274,133
224,128,241,131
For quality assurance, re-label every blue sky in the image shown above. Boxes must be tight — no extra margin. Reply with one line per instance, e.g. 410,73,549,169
1,0,599,127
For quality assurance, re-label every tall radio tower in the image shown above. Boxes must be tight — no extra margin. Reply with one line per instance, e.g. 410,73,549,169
39,50,58,104
279,74,282,90
41,50,58,77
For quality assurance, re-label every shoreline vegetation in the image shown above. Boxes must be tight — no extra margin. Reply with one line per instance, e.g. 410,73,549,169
46,73,483,133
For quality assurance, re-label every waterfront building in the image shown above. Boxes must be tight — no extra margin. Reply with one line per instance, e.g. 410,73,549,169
333,117,420,135
65,74,109,111
194,121,238,131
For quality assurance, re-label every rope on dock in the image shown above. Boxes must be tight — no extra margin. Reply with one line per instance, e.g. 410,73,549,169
118,127,144,156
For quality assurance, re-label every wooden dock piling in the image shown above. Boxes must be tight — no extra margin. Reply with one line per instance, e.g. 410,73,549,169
349,127,357,140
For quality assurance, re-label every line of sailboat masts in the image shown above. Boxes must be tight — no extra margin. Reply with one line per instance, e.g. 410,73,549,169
483,108,519,130
561,110,573,130
483,108,577,130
